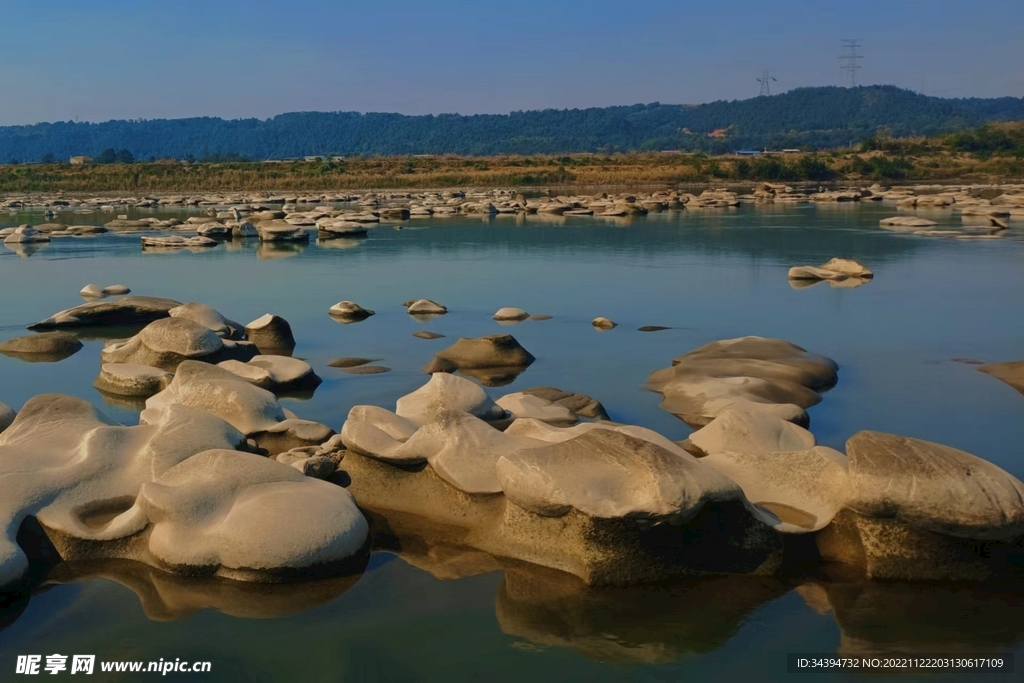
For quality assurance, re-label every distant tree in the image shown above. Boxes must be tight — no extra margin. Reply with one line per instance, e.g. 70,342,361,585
96,148,117,164
115,149,134,164
41,152,55,164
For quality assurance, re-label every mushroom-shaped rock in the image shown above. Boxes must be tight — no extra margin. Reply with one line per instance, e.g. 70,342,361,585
142,361,287,435
423,334,535,375
496,429,741,521
328,301,375,321
136,450,368,577
493,307,529,321
95,363,173,397
28,296,182,330
496,393,576,426
519,387,609,420
592,317,617,330
845,431,1024,540
702,446,850,533
395,373,507,426
0,332,83,362
245,314,296,355
218,356,322,393
406,299,447,315
687,409,816,456
101,318,254,371
169,302,245,340
0,403,14,434
250,419,335,456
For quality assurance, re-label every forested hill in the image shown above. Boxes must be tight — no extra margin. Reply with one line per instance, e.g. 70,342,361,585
2,86,1024,162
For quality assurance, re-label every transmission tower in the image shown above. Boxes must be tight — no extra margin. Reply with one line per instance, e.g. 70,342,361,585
840,39,863,87
758,70,777,97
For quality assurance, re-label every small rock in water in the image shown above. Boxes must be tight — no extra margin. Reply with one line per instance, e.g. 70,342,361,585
493,307,529,321
413,331,445,340
638,325,671,332
329,301,375,321
592,317,617,330
529,314,552,321
340,365,391,375
80,284,131,298
328,357,380,368
406,299,448,315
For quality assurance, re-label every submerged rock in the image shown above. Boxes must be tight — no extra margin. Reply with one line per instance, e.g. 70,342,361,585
0,332,83,362
339,365,391,375
245,314,296,355
413,330,445,340
328,357,380,368
29,296,182,330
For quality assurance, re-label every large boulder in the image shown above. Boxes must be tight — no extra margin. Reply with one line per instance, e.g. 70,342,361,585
0,332,83,362
245,314,296,355
686,408,816,456
815,431,1024,581
423,334,535,376
142,361,287,434
28,296,182,330
168,302,245,340
101,318,256,371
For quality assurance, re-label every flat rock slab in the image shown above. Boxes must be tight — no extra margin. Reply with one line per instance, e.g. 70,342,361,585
29,296,182,330
638,326,671,332
413,331,445,340
339,365,391,375
977,361,1024,395
328,357,381,368
0,332,83,361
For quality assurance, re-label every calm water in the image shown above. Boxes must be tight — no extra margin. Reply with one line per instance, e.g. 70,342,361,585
2,203,1024,682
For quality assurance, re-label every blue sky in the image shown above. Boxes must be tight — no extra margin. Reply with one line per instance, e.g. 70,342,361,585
1,0,1021,125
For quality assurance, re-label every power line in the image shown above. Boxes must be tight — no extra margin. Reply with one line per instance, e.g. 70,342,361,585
757,69,777,97
840,39,863,88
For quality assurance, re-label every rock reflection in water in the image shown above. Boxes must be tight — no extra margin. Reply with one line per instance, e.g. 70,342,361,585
810,579,1024,656
496,563,789,663
41,559,365,621
455,365,531,387
257,242,305,260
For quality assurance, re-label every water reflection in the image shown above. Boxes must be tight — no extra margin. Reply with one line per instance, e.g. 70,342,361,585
257,242,306,259
42,559,366,621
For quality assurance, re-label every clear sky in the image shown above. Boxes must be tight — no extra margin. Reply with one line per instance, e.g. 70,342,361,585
2,0,1022,125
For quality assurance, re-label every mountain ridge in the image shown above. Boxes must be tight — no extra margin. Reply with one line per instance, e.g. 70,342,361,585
2,86,1023,161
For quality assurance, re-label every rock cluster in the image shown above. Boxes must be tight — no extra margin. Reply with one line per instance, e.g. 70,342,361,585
0,394,367,589
788,258,874,288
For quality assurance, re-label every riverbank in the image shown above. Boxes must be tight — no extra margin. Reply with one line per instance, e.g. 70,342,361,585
1,147,1021,194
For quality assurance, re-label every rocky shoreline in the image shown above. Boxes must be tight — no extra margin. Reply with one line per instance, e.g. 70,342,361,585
3,291,1024,595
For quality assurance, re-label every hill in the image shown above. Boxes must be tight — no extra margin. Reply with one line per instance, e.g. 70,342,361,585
1,86,1024,163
